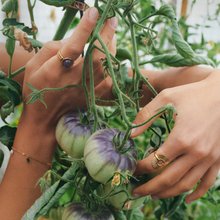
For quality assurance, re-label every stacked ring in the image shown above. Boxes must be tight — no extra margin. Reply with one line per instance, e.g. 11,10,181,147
152,151,169,169
57,49,74,68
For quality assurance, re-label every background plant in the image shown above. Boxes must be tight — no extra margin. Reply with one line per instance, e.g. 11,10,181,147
0,0,220,219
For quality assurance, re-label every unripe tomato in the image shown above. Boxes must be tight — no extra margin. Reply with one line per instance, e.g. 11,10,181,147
84,128,138,184
49,207,65,220
55,110,95,159
62,202,115,220
103,177,147,210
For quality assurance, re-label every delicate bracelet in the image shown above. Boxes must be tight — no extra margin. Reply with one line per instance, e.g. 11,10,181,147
11,147,53,169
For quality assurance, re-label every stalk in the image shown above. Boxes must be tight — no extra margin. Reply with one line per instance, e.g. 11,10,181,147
53,7,78,41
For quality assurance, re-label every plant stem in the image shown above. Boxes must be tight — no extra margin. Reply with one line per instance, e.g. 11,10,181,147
127,209,134,220
8,57,12,78
53,7,78,41
89,49,99,132
27,0,38,53
97,35,132,127
11,66,25,78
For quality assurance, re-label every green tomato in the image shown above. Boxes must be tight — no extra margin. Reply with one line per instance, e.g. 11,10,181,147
103,177,147,210
84,129,138,184
62,202,115,220
49,207,65,220
55,110,95,159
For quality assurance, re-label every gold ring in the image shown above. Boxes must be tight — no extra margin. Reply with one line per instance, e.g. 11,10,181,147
57,49,74,68
152,151,169,169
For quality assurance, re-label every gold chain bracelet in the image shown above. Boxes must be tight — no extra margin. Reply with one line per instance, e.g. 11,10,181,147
12,147,53,169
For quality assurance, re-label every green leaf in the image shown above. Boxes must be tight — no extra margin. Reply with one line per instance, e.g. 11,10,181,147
5,36,15,57
155,4,176,20
39,0,76,7
22,161,80,220
27,38,44,48
27,95,39,105
0,70,6,79
1,0,13,15
150,127,162,148
26,82,38,92
165,193,186,218
0,86,10,103
145,54,216,68
1,101,14,124
0,149,4,168
2,18,25,29
132,207,144,220
171,20,195,58
0,125,17,149
108,205,127,220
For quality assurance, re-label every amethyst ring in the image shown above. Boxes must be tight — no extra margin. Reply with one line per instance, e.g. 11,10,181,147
57,49,74,68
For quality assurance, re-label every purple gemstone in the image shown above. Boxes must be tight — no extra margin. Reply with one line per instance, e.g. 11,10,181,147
63,59,73,68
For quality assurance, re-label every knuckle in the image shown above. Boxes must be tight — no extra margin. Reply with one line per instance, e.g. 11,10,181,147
68,44,82,56
43,41,62,54
195,147,209,160
161,176,177,188
179,182,194,192
159,89,172,102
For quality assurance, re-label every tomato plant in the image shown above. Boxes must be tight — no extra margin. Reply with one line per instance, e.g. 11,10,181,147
1,0,220,220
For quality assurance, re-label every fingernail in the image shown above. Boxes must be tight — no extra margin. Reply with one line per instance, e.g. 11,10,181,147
187,200,194,204
131,124,137,135
133,192,142,198
88,7,98,21
109,17,118,29
151,195,160,200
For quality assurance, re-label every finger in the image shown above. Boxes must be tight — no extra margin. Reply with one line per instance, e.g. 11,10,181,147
93,17,118,72
151,161,211,199
185,160,220,204
130,89,172,138
61,7,99,61
26,41,63,74
132,154,194,198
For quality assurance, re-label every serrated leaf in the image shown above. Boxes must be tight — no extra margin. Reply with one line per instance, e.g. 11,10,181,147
171,20,195,59
145,54,216,68
155,4,176,20
1,101,14,124
22,162,80,220
108,205,127,220
0,125,17,149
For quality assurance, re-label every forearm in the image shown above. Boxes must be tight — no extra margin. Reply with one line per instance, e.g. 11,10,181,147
132,66,214,106
0,42,34,85
0,113,57,220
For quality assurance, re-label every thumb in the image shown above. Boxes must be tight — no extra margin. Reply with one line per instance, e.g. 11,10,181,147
130,90,170,138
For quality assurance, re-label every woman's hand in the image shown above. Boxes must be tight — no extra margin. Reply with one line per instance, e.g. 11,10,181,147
131,70,220,204
21,7,117,133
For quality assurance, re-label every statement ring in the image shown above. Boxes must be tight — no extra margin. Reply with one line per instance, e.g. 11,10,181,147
152,151,169,169
57,49,74,68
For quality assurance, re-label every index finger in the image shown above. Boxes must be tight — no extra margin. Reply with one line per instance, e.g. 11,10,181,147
61,7,99,61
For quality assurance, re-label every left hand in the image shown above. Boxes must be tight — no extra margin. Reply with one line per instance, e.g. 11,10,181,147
130,70,220,204
21,7,117,133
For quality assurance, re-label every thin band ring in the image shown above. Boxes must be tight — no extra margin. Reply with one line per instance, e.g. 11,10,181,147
57,49,74,68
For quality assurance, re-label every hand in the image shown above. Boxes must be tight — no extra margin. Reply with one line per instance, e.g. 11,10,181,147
21,7,117,132
130,70,220,204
